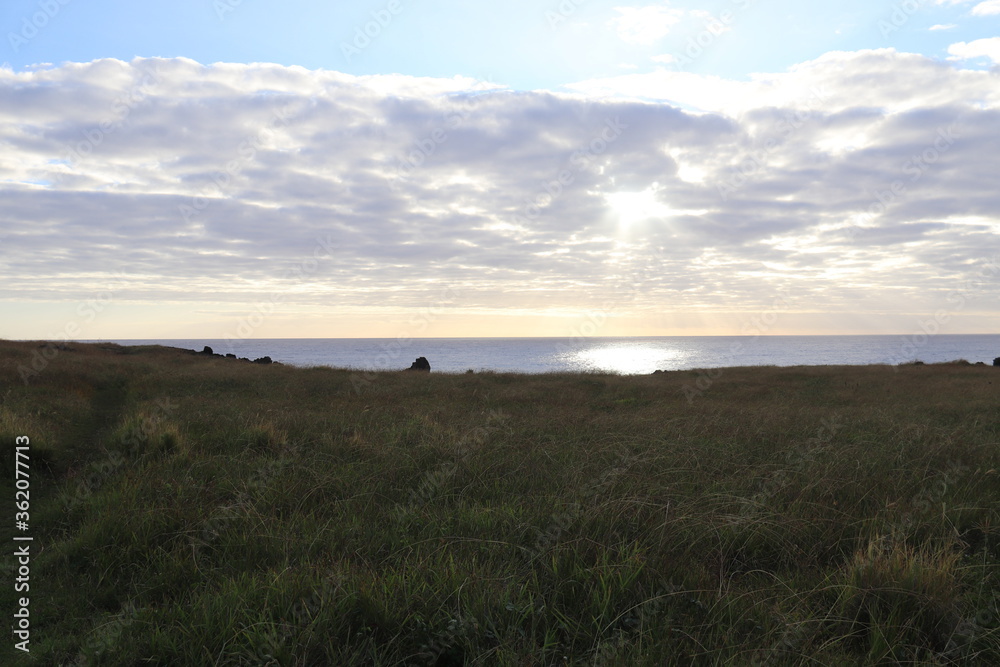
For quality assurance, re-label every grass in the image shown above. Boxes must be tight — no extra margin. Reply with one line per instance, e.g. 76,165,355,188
0,339,998,665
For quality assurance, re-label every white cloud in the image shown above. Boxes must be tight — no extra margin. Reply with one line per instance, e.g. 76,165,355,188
567,49,1000,113
948,37,1000,64
935,0,1000,13
609,4,685,44
929,23,958,30
1,54,998,336
972,0,1000,15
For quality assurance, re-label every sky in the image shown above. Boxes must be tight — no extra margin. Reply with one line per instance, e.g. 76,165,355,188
1,0,999,340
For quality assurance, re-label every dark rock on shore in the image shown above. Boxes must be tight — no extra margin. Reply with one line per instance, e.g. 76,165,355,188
406,357,431,372
194,346,273,364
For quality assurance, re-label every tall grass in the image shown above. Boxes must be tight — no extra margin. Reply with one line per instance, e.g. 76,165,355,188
0,340,997,665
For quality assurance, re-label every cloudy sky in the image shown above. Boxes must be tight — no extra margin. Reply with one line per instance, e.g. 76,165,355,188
1,0,998,339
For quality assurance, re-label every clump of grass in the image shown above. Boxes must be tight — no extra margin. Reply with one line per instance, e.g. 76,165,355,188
107,409,182,459
234,417,289,455
828,535,963,661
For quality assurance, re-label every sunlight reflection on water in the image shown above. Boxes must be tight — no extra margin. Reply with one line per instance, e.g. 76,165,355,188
569,342,689,375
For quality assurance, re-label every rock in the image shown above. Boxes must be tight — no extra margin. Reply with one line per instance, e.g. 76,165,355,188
406,357,431,372
201,346,214,355
994,357,1000,367
253,356,272,365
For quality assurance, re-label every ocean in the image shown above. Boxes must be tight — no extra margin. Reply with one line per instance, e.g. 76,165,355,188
97,335,1000,375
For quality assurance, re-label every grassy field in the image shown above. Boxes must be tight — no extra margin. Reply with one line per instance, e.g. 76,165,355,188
0,339,998,665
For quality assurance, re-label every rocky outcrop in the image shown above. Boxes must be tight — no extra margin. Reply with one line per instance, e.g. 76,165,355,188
406,357,431,372
194,346,273,364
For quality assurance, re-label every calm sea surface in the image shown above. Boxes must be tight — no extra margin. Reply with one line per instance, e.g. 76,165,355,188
98,335,1000,375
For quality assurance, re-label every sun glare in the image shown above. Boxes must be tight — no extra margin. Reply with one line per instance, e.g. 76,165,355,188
570,343,688,375
606,186,708,228
606,189,671,227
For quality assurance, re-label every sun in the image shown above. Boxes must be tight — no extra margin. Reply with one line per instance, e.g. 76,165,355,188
605,186,676,228
605,185,709,229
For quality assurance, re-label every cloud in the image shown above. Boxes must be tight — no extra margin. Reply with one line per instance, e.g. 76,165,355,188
0,54,998,336
935,0,1000,14
972,0,1000,15
608,4,685,45
568,49,1000,113
929,23,958,30
948,37,1000,64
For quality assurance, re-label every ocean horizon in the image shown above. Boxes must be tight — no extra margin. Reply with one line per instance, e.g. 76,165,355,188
91,334,1000,375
